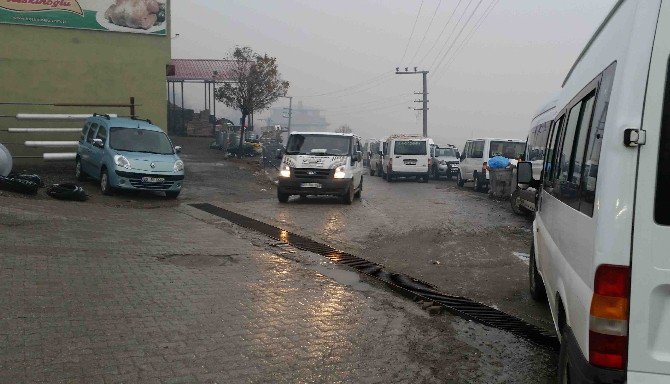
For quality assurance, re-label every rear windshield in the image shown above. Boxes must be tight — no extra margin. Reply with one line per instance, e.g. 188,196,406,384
655,58,670,224
286,134,351,156
489,141,525,159
110,127,174,155
394,140,427,155
435,148,457,157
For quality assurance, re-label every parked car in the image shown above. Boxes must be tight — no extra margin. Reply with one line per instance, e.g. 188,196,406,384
76,115,184,198
276,131,364,204
517,1,670,381
511,97,557,216
381,135,434,182
430,145,460,180
368,139,383,176
457,138,525,192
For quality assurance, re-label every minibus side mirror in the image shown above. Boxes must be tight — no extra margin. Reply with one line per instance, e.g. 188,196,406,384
276,148,283,160
460,152,466,161
174,146,182,154
354,151,362,162
92,138,104,148
378,150,383,156
456,152,461,159
517,161,533,190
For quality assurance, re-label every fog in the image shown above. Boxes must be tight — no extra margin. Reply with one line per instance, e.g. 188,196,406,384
172,0,616,148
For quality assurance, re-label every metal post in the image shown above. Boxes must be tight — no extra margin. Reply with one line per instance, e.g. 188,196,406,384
287,97,293,134
181,81,185,136
172,82,176,131
422,72,428,138
130,97,136,118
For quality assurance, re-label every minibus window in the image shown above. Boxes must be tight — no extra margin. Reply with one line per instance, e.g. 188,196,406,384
544,116,564,190
556,102,583,194
472,141,484,158
580,63,616,216
562,94,595,210
655,57,670,224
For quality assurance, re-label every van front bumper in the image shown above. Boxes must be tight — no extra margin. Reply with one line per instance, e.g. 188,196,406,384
277,177,350,195
389,171,429,178
563,326,626,384
113,170,184,192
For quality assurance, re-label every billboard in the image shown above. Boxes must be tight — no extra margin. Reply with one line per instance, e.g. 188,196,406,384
0,0,167,35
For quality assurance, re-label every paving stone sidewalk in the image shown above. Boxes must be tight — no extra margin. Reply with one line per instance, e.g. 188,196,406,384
0,197,554,383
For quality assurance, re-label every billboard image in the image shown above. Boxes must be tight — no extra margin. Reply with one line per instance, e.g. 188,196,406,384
0,0,167,35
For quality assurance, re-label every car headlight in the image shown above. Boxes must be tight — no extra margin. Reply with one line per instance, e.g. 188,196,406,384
174,160,184,172
114,155,131,170
439,160,447,165
279,164,291,178
334,165,346,179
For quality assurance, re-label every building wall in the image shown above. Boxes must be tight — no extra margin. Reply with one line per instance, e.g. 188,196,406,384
0,1,171,161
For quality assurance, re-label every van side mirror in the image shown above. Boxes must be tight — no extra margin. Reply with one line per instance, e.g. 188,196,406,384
276,148,283,160
174,146,182,154
92,138,104,148
354,150,362,162
456,152,461,159
460,152,466,161
378,150,383,156
517,161,533,190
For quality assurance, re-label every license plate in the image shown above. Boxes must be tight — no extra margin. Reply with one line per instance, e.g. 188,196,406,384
142,177,165,183
404,160,417,165
301,183,322,188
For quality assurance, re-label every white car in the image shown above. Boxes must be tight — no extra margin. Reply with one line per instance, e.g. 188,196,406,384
430,145,460,180
277,132,364,204
381,135,433,182
457,138,525,192
518,1,670,381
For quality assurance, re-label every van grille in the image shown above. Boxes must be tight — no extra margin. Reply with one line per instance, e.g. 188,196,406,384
293,168,332,179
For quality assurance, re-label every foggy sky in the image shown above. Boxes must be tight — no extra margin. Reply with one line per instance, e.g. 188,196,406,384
172,0,616,148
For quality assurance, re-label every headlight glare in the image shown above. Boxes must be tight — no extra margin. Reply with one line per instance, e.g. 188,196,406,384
114,155,131,170
334,165,346,179
279,164,291,178
174,160,184,172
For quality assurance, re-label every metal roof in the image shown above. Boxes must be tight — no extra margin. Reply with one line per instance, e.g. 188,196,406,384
167,59,238,82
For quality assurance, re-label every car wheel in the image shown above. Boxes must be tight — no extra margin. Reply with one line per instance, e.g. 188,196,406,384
342,181,355,204
278,191,290,203
165,191,180,199
100,168,114,196
529,244,547,302
354,178,362,199
557,327,575,384
75,158,86,181
421,174,429,183
473,172,480,191
457,171,465,187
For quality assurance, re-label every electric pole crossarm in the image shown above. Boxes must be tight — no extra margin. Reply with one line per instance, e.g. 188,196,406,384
394,67,429,137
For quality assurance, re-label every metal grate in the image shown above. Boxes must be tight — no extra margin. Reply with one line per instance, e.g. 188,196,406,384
292,168,332,179
191,203,559,350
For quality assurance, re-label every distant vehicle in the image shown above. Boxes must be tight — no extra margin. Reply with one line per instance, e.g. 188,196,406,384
430,144,460,180
276,132,364,204
381,135,433,182
457,138,525,192
517,1,670,382
75,115,184,198
368,139,383,176
511,97,557,216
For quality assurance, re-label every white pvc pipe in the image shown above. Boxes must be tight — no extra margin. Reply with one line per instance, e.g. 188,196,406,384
25,141,79,147
9,128,81,133
16,113,117,120
43,153,76,161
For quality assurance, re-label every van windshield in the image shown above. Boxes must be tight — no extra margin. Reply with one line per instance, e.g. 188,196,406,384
435,148,457,157
110,127,174,155
286,134,351,156
489,141,525,159
394,141,427,155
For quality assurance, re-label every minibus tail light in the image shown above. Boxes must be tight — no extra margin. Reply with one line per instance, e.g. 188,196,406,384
589,264,630,370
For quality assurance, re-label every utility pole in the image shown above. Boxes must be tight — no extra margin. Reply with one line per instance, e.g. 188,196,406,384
395,67,429,137
282,96,293,134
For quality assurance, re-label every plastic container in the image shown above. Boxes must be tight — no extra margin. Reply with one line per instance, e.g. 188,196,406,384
488,168,514,199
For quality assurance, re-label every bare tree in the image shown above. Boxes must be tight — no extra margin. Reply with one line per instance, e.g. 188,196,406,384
336,124,352,134
215,47,289,156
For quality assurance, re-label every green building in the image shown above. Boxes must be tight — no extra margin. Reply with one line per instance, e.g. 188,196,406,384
0,0,171,162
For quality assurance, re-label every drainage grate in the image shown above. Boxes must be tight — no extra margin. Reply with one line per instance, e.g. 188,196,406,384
191,203,559,350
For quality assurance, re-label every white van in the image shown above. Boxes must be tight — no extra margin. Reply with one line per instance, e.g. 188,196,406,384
457,138,525,192
511,98,557,215
517,1,670,381
368,139,383,176
277,132,364,204
381,135,433,182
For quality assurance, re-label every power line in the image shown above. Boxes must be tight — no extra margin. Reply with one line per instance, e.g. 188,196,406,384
315,92,414,113
431,0,486,73
418,0,467,66
408,0,443,64
428,0,478,70
433,0,501,84
399,0,425,64
293,72,393,98
325,99,414,115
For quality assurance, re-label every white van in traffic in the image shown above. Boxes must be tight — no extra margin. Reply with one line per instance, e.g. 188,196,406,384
517,1,670,381
511,98,557,215
457,138,525,192
381,135,433,182
277,132,364,204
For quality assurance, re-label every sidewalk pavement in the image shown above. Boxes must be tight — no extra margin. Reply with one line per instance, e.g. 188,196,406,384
0,196,554,383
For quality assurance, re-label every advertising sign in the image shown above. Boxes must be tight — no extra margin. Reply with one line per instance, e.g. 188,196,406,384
0,0,167,35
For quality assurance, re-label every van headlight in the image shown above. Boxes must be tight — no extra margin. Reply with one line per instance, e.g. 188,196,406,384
114,155,131,170
279,164,291,178
334,165,346,179
174,160,184,172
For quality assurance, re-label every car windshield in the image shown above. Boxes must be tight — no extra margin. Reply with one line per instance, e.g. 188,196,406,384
110,127,174,155
489,141,525,159
286,134,351,156
435,148,457,157
394,140,427,155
